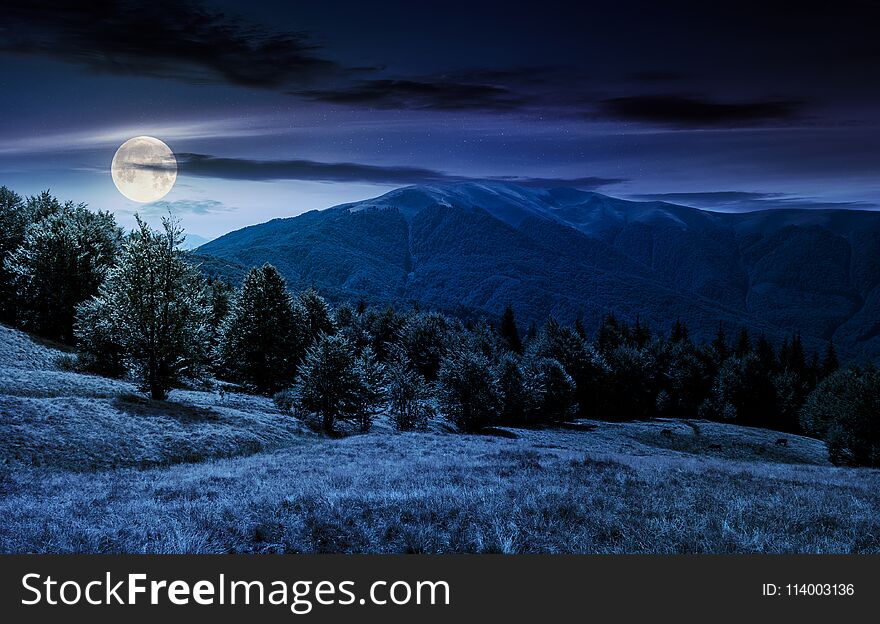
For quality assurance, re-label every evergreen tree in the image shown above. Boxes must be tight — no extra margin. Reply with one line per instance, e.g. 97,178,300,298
497,304,523,354
387,356,432,431
734,328,751,358
822,341,839,377
670,318,689,343
8,201,121,342
530,318,607,418
298,287,334,340
217,264,306,394
631,315,651,349
292,334,384,433
755,333,777,373
710,323,729,361
75,215,209,400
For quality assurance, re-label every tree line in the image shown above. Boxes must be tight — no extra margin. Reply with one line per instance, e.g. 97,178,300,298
0,186,877,466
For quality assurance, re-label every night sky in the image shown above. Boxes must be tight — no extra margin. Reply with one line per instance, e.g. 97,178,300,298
1,0,878,239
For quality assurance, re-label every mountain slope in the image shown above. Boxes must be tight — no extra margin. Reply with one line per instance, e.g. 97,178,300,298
198,182,880,359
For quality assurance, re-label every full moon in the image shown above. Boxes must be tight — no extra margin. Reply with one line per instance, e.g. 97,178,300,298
111,136,177,202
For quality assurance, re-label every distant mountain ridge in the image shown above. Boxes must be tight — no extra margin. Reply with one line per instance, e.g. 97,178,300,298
196,182,880,360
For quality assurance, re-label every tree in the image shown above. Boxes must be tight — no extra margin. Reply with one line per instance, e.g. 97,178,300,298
521,355,576,423
497,304,523,354
670,318,689,343
603,344,657,420
530,318,608,418
801,368,880,466
75,215,209,400
821,341,839,377
387,356,432,431
7,201,121,342
0,187,28,323
398,311,450,381
298,287,334,340
216,264,306,394
710,324,729,361
734,328,751,358
707,353,779,428
437,348,499,432
291,334,384,433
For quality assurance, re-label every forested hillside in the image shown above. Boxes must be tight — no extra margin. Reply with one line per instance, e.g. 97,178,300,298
198,182,880,360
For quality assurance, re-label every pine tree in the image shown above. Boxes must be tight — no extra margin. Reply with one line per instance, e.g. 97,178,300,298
632,315,651,348
292,334,384,433
75,215,209,400
734,328,751,358
497,304,523,354
298,287,334,340
710,323,729,360
755,333,777,373
822,341,839,377
217,264,306,394
670,318,689,343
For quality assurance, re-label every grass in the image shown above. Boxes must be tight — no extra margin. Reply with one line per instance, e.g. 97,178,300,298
2,322,879,554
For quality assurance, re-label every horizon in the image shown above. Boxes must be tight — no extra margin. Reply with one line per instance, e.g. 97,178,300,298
1,1,878,239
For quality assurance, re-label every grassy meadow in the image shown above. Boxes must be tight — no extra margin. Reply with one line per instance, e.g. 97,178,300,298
2,323,879,554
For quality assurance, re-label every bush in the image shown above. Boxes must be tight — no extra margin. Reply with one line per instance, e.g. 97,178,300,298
437,348,499,432
801,368,880,466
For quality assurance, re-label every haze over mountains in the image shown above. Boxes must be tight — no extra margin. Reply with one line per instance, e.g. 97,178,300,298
196,182,880,360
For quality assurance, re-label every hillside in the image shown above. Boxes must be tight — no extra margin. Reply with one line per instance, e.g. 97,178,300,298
197,182,880,360
3,322,880,554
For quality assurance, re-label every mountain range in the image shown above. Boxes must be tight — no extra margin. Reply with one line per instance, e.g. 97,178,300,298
195,182,880,360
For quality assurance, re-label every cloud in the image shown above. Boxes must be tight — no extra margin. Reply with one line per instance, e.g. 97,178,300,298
295,66,578,112
631,191,879,212
144,152,623,189
139,198,230,217
0,0,343,89
598,95,803,127
297,79,528,111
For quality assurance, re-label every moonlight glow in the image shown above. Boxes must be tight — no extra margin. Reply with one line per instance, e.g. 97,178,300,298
111,136,177,202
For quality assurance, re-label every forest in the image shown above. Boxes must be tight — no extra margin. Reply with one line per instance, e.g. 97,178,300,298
1,186,878,467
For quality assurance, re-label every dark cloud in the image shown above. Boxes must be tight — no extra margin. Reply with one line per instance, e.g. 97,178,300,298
599,95,803,127
627,70,687,82
632,191,878,212
296,66,586,112
297,79,527,111
0,0,342,89
147,153,622,189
